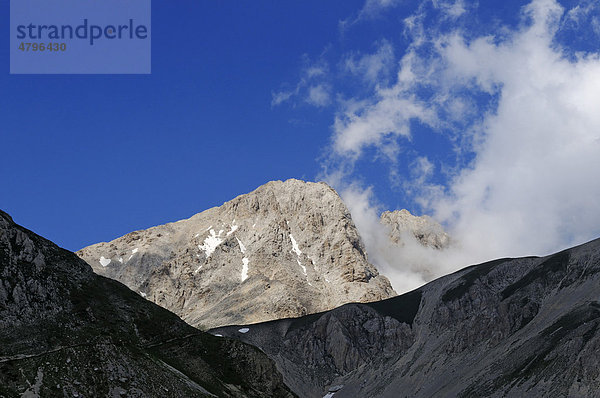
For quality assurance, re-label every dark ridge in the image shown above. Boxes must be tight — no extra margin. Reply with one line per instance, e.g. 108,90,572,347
0,210,296,397
501,250,570,300
286,309,329,334
287,288,423,333
441,258,512,302
249,289,424,336
0,210,13,222
366,289,423,326
206,307,331,336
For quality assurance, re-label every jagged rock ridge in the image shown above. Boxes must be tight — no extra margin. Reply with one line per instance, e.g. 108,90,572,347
212,237,600,397
77,179,395,329
0,210,294,397
380,209,450,250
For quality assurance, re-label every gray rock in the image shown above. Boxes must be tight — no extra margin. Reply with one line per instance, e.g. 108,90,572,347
380,209,450,249
212,238,600,397
0,209,295,397
77,179,396,329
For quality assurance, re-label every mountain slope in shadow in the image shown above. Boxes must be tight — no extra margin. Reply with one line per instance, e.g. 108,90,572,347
0,210,294,398
212,238,600,397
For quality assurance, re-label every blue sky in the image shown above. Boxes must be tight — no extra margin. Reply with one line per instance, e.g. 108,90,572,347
2,0,600,287
1,1,361,249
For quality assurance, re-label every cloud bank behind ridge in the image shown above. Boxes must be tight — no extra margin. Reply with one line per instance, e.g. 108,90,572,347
278,0,600,292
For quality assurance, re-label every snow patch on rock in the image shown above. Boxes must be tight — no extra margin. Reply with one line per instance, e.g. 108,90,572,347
227,220,239,236
199,229,223,258
236,237,247,254
236,237,249,282
290,234,307,276
241,258,249,282
290,234,302,256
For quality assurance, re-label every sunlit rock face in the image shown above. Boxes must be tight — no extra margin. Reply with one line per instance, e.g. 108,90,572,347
380,209,450,250
77,179,396,329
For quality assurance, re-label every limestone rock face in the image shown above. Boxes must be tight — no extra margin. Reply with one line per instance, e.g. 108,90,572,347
77,179,395,329
380,209,450,249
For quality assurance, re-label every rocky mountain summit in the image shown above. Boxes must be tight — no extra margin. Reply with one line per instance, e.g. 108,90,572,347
0,210,294,397
380,209,450,250
77,179,396,329
212,238,600,397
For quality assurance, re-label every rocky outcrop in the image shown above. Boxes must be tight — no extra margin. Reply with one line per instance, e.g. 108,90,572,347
77,179,395,329
210,291,420,397
380,209,450,249
0,210,295,397
212,238,600,397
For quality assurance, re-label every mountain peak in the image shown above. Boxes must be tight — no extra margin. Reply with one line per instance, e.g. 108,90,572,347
381,209,450,249
78,179,396,329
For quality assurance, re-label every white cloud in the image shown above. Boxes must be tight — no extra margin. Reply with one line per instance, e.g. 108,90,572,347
305,64,328,78
562,0,600,39
271,90,295,107
565,0,599,24
340,0,403,30
323,0,600,292
271,58,331,108
306,84,332,107
423,0,600,260
344,40,396,85
360,0,402,18
332,95,434,160
338,184,464,292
